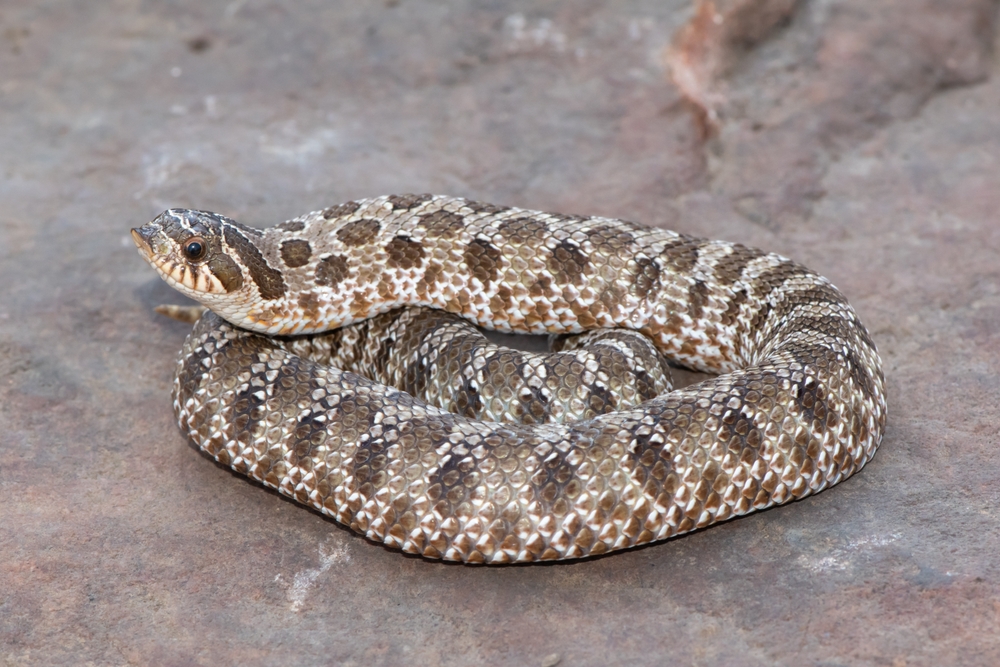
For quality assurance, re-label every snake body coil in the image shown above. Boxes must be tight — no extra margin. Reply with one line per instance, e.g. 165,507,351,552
133,194,886,563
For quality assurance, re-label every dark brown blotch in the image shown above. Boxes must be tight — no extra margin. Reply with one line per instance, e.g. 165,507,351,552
455,377,484,419
464,238,503,284
384,236,426,270
350,293,373,318
419,210,466,238
497,216,548,244
223,225,285,300
528,275,553,298
720,286,748,326
687,280,710,320
585,383,616,416
753,259,801,295
387,194,433,211
463,200,510,216
547,239,590,284
374,332,397,376
550,213,587,225
402,357,430,401
712,245,757,286
517,382,551,425
275,219,305,233
323,201,361,220
230,351,308,446
623,417,670,471
280,239,312,268
844,347,879,405
781,316,880,406
298,291,322,319
659,235,700,274
523,433,577,496
789,369,825,427
416,261,445,297
336,218,382,247
291,412,328,461
768,282,848,326
586,224,635,250
632,257,661,298
315,254,350,287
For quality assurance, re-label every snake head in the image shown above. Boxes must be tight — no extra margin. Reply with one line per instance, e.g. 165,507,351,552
131,209,247,300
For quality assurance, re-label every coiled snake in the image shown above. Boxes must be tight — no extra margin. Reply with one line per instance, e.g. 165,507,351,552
132,194,886,563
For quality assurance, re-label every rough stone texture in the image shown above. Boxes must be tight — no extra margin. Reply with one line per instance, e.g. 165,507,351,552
1,1,999,665
702,0,999,228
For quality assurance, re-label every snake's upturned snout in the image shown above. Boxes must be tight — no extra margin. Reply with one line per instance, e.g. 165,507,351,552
131,227,153,254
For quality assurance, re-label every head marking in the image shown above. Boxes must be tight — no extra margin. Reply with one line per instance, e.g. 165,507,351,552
132,209,267,300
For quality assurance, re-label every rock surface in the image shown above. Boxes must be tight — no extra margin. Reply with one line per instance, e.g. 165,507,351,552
1,1,998,665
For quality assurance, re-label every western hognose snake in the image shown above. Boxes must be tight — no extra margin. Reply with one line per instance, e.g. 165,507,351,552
132,194,886,564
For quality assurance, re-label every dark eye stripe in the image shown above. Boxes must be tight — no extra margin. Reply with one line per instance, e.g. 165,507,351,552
222,225,286,300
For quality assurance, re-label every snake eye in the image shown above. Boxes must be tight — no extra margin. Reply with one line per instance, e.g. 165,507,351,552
183,237,206,261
